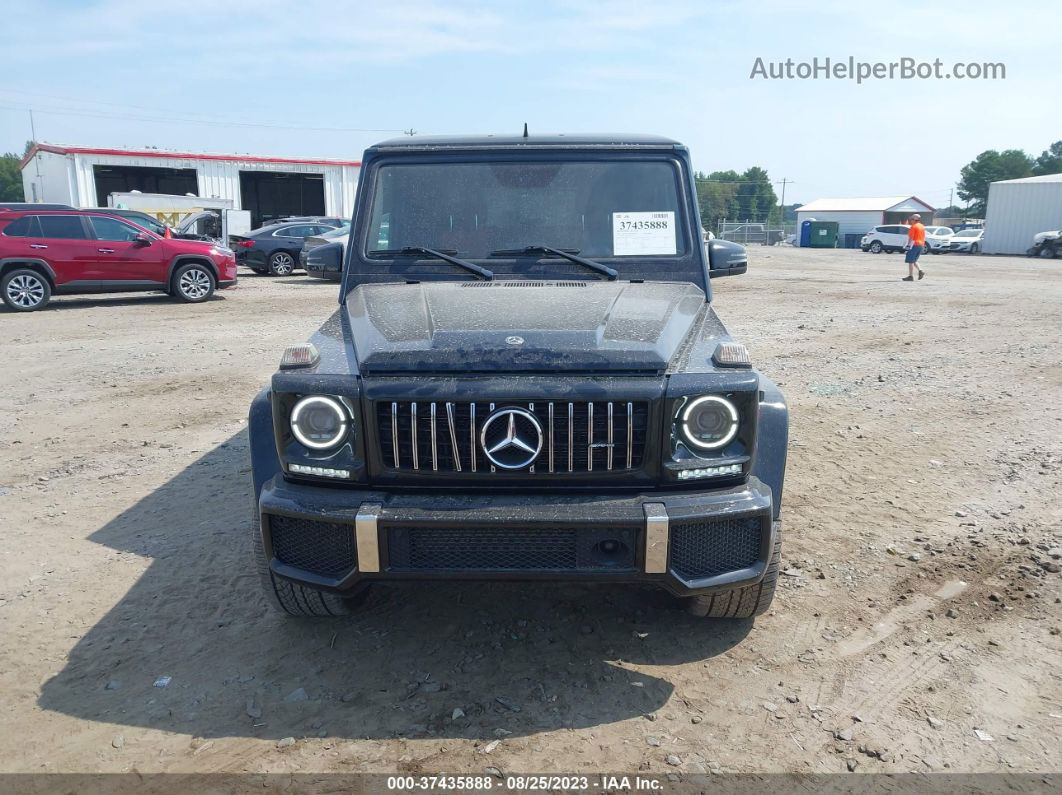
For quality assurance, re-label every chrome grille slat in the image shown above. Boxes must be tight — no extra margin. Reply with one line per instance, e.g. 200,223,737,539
430,402,438,472
626,402,633,469
445,402,461,472
411,402,419,470
567,402,574,473
528,403,534,474
488,402,496,473
587,402,594,472
607,401,614,471
391,401,399,468
470,403,477,472
548,402,554,474
377,399,648,477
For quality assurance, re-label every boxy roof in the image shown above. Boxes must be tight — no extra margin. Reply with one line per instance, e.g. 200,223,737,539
370,133,683,150
991,172,1062,185
795,196,935,213
20,142,361,170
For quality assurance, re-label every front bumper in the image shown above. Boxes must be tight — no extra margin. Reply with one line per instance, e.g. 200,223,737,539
258,476,776,597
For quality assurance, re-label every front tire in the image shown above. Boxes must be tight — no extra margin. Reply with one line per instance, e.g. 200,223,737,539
687,524,781,619
969,244,980,255
1,268,51,312
869,241,883,254
172,262,216,303
1038,244,1056,259
268,251,296,276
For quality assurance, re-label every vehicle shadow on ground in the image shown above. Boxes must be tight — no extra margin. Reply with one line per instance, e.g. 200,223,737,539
38,432,751,741
275,278,338,287
0,295,230,314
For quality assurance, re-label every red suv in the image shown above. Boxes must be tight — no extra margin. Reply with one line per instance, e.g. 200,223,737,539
0,210,237,312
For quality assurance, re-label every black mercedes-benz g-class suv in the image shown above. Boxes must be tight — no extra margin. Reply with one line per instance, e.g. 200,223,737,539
248,134,788,620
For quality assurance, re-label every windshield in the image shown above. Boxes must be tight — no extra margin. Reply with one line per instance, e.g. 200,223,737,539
955,229,981,238
364,159,688,261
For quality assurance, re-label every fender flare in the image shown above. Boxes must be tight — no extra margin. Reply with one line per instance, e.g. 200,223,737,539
166,255,219,284
248,388,282,501
752,374,788,520
0,258,57,285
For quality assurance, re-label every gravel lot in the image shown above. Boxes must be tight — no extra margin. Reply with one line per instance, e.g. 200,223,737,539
0,247,1059,777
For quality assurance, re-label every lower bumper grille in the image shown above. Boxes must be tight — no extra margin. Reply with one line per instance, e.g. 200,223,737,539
668,517,762,580
386,525,638,572
269,515,356,577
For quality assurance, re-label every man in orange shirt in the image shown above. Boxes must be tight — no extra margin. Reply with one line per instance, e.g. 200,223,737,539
903,213,926,281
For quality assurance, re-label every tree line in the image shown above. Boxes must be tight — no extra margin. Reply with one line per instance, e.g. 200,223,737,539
694,168,784,232
0,152,23,202
957,141,1061,216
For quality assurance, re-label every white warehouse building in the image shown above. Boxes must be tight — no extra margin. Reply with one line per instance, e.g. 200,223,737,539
982,173,1062,255
19,143,361,227
795,196,935,247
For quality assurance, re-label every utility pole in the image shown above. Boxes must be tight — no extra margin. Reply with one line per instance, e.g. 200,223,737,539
776,177,790,234
29,109,43,201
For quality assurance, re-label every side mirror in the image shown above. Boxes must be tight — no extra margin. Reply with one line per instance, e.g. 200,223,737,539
134,232,152,246
707,239,748,278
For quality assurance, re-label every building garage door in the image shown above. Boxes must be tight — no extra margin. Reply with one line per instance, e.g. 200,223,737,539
93,165,199,206
239,171,325,228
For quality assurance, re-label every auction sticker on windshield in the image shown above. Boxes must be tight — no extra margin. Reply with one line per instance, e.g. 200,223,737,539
612,211,676,256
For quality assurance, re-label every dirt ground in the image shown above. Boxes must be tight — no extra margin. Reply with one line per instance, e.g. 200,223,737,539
0,247,1059,779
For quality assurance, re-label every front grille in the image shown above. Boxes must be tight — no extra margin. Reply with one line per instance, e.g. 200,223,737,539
269,514,357,577
386,525,638,571
376,400,649,474
668,517,762,580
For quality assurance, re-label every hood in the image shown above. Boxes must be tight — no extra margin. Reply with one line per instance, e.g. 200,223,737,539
345,280,706,374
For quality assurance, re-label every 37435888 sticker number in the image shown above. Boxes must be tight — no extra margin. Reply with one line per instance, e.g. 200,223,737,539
612,211,676,256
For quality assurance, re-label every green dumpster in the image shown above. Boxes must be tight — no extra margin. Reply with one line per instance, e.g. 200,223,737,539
807,220,839,248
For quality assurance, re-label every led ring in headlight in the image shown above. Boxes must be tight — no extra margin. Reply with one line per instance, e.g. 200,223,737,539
290,395,349,450
680,395,739,451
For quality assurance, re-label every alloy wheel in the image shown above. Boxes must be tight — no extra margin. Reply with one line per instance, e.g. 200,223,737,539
6,274,46,308
272,253,294,275
178,268,212,300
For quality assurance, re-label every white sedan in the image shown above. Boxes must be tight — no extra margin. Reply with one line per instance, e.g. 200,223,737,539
923,225,954,254
947,229,984,254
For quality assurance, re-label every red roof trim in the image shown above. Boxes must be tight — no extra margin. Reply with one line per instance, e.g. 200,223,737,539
20,143,361,170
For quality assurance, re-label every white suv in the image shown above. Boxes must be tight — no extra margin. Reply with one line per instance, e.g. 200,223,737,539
861,225,910,254
861,224,952,254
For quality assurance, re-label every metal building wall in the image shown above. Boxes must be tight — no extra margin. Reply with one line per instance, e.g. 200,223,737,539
20,150,78,205
983,178,1062,255
22,150,359,217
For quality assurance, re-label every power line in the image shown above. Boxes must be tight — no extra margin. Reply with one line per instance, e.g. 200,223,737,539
0,101,408,134
0,88,261,120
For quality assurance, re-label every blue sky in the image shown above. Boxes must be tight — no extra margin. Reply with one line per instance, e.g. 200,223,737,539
2,0,1057,207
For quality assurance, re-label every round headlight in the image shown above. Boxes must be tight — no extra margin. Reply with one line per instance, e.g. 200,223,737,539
290,395,348,450
679,395,739,451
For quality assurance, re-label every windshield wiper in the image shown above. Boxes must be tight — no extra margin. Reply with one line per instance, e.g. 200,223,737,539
489,245,618,281
368,246,494,280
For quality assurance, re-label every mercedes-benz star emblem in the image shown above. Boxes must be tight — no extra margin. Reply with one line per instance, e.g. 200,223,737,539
505,335,524,345
479,407,543,470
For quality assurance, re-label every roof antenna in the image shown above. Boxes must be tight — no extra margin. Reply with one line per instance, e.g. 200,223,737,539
522,122,528,138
